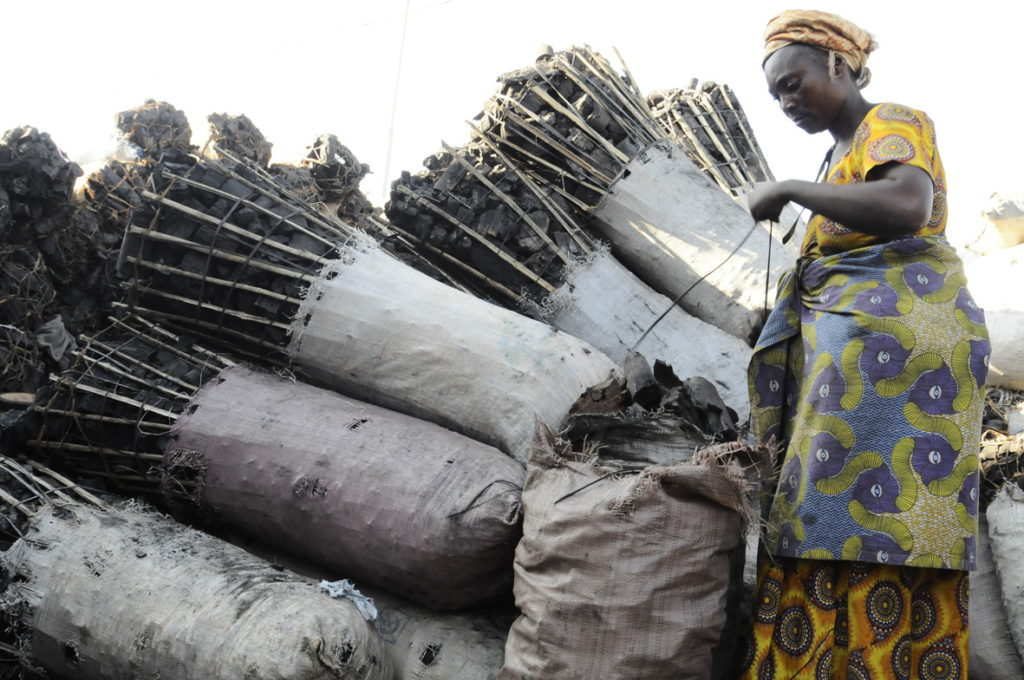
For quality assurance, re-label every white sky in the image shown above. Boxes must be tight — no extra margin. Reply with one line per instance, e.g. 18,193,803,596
4,0,1020,246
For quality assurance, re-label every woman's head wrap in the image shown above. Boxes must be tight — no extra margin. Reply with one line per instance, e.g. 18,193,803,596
763,10,878,89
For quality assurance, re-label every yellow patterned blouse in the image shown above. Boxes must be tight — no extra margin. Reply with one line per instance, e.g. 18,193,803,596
802,102,947,258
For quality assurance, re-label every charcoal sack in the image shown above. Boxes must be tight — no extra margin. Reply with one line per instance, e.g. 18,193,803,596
591,140,795,345
166,365,524,610
985,484,1024,667
500,427,750,680
288,240,618,462
0,503,391,680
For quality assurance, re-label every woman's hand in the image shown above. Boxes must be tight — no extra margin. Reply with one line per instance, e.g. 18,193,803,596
746,181,793,222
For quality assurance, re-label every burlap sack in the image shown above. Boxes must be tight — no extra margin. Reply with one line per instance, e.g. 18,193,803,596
166,365,524,611
501,427,750,680
0,502,392,680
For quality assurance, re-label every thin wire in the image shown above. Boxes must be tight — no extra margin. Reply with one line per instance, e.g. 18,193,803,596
381,0,412,199
628,216,763,352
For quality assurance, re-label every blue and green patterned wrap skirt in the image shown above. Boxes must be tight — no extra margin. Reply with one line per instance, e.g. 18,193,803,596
749,236,989,570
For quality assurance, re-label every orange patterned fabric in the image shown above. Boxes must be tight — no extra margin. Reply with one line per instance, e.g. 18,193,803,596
764,9,878,86
802,103,947,258
740,555,969,680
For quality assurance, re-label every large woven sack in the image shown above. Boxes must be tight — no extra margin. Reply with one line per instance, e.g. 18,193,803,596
501,427,749,680
542,250,752,420
969,513,1024,679
288,242,618,462
166,364,524,611
0,502,391,680
986,484,1024,666
591,140,796,345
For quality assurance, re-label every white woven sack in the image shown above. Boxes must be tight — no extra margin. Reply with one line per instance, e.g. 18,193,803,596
969,513,1024,679
288,241,618,462
592,140,796,344
1,503,391,680
543,250,751,420
985,484,1024,665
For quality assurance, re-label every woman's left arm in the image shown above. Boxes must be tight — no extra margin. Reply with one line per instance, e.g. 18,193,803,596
747,162,934,238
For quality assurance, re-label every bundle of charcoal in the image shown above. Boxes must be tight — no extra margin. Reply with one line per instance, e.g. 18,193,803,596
0,126,82,223
472,47,795,343
27,315,232,499
115,149,354,361
0,127,117,339
502,421,762,680
115,99,193,158
25,314,525,610
387,138,754,416
269,161,321,204
648,82,774,199
207,112,273,168
82,158,149,237
474,45,665,213
387,139,595,306
303,133,371,213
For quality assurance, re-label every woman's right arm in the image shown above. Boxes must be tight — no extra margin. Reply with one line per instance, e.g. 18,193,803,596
748,162,935,240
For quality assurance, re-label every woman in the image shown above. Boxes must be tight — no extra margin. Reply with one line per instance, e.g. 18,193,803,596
743,10,989,680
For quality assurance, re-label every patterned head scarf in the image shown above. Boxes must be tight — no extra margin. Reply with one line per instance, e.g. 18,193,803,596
763,9,878,89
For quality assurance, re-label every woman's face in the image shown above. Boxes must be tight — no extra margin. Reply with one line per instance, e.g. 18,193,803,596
764,45,846,134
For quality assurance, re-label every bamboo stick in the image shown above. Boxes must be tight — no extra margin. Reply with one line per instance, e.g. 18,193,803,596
54,379,181,420
200,147,357,240
0,486,33,517
475,126,606,206
494,99,617,186
123,226,319,283
32,407,174,431
127,285,293,332
528,83,630,165
75,342,197,398
122,256,303,306
2,458,76,506
26,461,112,510
112,302,290,358
108,314,237,371
718,84,775,181
680,95,750,190
27,439,165,463
563,48,663,141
